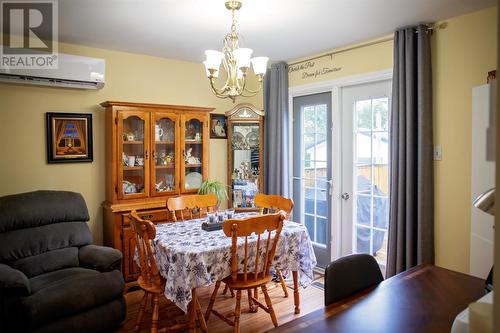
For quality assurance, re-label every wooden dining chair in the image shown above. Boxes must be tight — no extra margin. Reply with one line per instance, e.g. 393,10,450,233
167,194,218,221
205,212,286,333
190,193,218,217
254,193,294,298
254,193,294,220
129,210,207,333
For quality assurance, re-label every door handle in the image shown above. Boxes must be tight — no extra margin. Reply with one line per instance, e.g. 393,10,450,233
341,192,350,201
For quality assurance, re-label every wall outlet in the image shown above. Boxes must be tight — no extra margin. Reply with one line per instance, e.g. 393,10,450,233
433,145,442,161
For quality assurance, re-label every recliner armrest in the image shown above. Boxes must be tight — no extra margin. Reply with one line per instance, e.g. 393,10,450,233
0,263,30,295
79,245,123,272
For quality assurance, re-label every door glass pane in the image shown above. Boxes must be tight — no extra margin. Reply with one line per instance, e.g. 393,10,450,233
184,119,203,190
316,217,327,245
373,229,388,265
356,100,372,130
122,116,145,195
356,226,371,254
356,194,371,226
154,117,176,193
356,165,371,194
372,98,389,131
304,214,315,239
372,132,389,165
303,106,316,133
303,134,315,162
304,187,315,215
315,133,327,161
353,97,390,266
356,131,372,164
316,104,327,133
316,189,327,217
373,196,389,229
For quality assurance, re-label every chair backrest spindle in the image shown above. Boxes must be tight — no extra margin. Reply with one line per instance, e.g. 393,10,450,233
254,234,261,281
230,224,238,281
243,236,248,281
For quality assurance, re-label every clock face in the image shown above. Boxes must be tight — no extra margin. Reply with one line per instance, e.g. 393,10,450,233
235,107,254,119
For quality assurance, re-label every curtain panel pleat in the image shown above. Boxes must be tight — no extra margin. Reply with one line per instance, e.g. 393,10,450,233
263,62,290,196
387,25,434,277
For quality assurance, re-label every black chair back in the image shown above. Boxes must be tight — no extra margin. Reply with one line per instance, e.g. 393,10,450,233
324,253,383,306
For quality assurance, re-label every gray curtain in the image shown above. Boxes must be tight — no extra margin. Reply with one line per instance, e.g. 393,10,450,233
387,25,434,277
263,61,289,196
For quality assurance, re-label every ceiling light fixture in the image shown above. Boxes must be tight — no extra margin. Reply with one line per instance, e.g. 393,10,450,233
203,0,268,102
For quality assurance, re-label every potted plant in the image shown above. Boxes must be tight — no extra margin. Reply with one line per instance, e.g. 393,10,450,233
198,180,228,206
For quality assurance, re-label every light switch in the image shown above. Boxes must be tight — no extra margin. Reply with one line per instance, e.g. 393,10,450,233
433,145,442,161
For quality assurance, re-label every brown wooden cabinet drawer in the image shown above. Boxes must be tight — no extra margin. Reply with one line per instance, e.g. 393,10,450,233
121,209,171,226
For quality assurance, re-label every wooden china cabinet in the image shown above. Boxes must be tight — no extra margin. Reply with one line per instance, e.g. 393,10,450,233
101,101,213,281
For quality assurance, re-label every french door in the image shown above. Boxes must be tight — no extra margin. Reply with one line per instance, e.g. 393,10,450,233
340,80,391,269
292,92,332,268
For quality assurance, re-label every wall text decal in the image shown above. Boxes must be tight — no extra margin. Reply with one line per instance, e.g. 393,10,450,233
288,60,342,80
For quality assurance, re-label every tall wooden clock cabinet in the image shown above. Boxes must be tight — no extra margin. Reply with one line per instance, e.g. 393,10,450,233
226,103,265,209
101,101,213,281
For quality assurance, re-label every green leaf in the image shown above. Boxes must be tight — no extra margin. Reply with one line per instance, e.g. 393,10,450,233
198,179,229,205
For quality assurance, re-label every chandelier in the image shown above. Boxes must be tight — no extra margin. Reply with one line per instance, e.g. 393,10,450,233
203,0,269,102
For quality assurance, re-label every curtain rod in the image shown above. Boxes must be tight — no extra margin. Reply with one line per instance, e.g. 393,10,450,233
288,23,443,67
288,37,393,67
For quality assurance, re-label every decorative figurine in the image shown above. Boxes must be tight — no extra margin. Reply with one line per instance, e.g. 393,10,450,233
184,147,201,164
157,152,166,165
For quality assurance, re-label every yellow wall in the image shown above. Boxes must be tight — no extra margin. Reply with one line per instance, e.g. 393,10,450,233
433,7,497,273
288,7,497,274
0,43,262,244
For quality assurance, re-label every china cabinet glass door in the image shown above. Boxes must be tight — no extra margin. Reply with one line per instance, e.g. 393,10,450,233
151,112,178,196
118,112,149,199
182,115,207,192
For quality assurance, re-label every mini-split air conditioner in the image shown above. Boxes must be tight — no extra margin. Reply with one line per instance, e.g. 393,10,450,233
0,53,105,90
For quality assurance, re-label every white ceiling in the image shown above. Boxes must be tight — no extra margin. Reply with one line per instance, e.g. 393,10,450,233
57,0,495,62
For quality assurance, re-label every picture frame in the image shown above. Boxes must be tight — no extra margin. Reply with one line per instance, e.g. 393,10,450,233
46,112,93,163
210,114,228,139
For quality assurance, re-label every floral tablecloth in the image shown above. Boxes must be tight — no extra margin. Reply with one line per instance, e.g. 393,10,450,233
148,213,317,312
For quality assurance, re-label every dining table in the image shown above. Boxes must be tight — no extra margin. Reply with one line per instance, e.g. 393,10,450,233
146,212,317,332
269,264,486,333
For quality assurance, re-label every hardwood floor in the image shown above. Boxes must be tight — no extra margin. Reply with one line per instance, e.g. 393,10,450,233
116,280,324,333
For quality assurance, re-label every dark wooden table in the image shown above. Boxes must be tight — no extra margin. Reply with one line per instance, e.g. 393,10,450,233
270,264,485,333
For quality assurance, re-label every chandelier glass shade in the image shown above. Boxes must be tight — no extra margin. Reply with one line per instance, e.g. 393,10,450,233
203,1,269,102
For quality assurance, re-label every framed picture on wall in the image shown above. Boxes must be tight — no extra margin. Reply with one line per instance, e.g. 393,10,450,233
210,114,228,139
46,113,93,163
